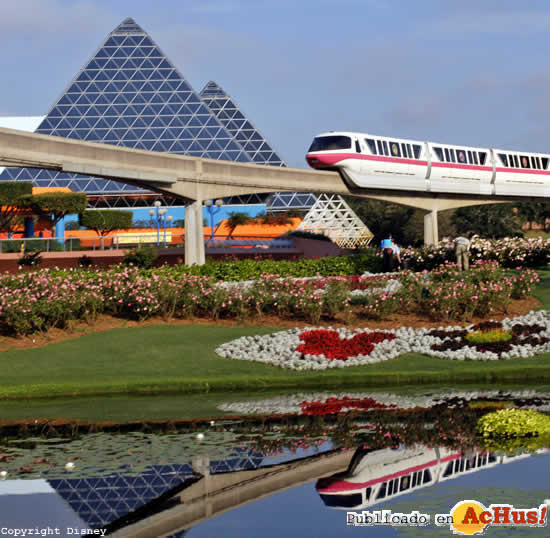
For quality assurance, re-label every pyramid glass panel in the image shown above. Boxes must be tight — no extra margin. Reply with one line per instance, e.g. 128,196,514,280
200,81,316,210
0,18,251,196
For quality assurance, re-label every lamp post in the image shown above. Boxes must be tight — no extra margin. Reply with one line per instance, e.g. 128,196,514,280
162,215,173,247
203,199,223,244
149,201,169,246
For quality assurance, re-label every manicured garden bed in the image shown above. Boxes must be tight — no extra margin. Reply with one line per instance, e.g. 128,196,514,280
0,263,547,400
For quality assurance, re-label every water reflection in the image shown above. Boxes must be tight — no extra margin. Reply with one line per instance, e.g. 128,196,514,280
316,445,545,510
0,389,549,536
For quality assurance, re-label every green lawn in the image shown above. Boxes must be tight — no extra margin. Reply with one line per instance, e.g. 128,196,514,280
0,267,549,401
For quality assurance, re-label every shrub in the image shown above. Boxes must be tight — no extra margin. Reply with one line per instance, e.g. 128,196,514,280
78,255,93,268
18,252,42,267
123,245,158,268
285,230,331,242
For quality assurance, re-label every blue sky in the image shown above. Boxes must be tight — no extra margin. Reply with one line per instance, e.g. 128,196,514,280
1,0,550,168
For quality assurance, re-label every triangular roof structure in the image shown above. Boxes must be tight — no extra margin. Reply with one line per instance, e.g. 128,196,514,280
199,80,317,211
298,194,374,248
0,18,251,195
200,81,285,166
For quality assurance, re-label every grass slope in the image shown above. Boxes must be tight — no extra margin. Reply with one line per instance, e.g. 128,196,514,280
0,268,549,400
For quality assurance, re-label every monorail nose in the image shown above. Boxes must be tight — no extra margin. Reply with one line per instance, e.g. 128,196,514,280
306,153,323,168
306,153,336,169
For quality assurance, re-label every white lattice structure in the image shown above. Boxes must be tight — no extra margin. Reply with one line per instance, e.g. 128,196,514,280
298,194,373,248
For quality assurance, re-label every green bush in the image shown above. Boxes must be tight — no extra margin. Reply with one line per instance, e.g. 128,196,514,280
285,230,331,242
123,245,158,268
17,252,42,267
78,255,93,268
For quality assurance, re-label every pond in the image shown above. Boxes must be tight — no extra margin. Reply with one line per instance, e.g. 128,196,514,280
1,387,550,537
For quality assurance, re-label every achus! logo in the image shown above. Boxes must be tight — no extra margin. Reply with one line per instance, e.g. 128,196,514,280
435,500,548,535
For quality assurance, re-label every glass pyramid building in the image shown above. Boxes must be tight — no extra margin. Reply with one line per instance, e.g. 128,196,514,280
0,17,316,211
200,81,317,210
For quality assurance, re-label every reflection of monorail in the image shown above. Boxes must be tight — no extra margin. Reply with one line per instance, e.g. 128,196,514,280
316,446,548,510
306,132,550,196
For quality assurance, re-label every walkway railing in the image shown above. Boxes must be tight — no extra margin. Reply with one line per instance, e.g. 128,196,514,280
0,234,296,253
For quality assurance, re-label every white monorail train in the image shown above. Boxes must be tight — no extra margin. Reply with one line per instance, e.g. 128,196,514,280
306,132,550,196
316,446,547,510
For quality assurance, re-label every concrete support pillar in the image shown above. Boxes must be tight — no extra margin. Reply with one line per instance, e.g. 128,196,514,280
184,200,205,266
424,209,439,246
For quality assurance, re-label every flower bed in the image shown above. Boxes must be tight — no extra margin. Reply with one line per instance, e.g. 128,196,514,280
217,389,550,416
403,236,550,271
0,262,540,336
215,310,550,369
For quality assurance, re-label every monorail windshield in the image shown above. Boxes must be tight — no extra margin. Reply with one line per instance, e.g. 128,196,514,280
319,492,365,508
308,135,352,152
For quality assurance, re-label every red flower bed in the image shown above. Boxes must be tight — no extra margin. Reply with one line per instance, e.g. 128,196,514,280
296,329,396,360
300,396,396,415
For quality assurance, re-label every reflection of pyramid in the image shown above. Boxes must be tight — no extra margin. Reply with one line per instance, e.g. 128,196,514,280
199,80,317,211
0,18,251,198
47,448,265,530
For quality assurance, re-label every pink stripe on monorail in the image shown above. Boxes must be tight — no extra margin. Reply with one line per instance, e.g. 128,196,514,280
496,167,550,176
307,152,427,167
316,453,461,493
431,161,492,172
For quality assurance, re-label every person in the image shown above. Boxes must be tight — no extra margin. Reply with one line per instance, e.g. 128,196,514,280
381,236,394,272
391,241,402,271
454,234,471,271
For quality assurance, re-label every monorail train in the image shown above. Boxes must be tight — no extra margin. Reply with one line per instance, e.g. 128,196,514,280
306,132,550,196
316,446,547,510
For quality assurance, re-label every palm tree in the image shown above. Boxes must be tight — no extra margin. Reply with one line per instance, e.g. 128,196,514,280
226,212,251,239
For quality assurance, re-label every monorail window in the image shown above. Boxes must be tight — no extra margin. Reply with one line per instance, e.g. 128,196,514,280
443,463,454,478
376,482,387,500
377,140,383,155
390,142,401,157
401,143,408,158
449,149,456,163
400,475,410,491
472,152,479,165
498,154,508,167
531,156,538,169
457,150,467,164
521,156,530,168
468,150,474,164
308,135,351,152
542,157,549,169
423,469,432,482
479,152,487,165
382,141,389,156
413,144,421,159
444,148,451,162
366,139,377,154
434,147,444,161
320,493,364,508
488,454,498,463
355,140,361,153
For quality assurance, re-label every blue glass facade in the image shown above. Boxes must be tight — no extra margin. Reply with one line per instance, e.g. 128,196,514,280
200,81,317,210
0,18,251,195
0,17,316,211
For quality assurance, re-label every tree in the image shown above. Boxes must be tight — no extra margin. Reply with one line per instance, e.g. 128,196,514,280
79,210,133,249
515,202,550,231
21,192,87,235
451,204,522,238
226,212,251,238
65,221,82,231
0,182,33,238
345,198,414,246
